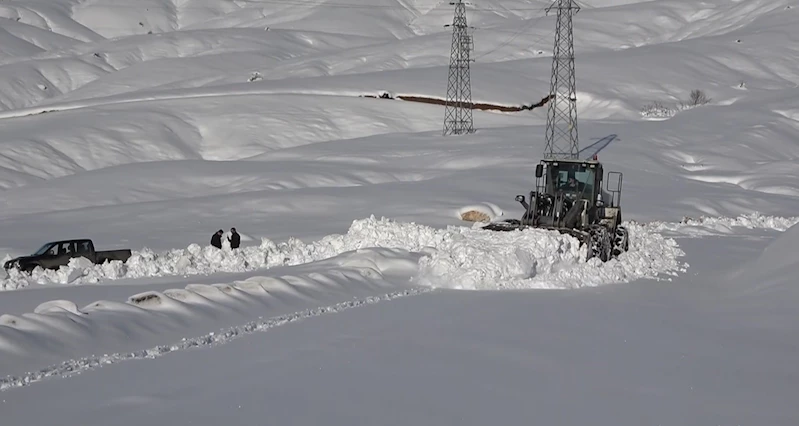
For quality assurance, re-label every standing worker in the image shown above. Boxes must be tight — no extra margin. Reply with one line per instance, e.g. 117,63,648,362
228,227,240,249
210,229,223,249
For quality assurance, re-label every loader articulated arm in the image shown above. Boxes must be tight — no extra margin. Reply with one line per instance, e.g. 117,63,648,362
515,194,530,211
516,192,537,225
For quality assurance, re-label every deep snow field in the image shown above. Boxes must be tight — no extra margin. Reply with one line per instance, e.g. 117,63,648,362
0,0,798,424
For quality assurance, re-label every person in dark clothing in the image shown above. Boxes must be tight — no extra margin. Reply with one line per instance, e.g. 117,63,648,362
228,227,240,249
210,230,223,249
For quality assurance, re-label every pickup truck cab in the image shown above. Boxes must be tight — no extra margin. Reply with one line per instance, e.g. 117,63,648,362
3,239,132,274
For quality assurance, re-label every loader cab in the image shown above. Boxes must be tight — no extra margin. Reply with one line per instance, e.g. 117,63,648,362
536,159,602,202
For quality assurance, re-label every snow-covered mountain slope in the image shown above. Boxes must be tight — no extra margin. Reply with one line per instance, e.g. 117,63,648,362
1,0,799,423
0,0,794,280
0,0,794,286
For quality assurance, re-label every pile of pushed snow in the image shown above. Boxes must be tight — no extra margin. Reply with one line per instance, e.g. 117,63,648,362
0,216,687,291
418,221,686,290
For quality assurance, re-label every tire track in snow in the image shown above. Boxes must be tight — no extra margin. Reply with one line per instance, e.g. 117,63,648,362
0,286,432,392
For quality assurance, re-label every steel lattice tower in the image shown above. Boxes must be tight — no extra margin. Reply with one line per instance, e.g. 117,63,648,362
443,0,475,136
544,0,580,158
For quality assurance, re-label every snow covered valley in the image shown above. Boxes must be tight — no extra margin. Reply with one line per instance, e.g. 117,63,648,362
0,0,798,423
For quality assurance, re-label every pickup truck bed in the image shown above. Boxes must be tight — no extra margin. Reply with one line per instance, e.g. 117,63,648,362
95,249,133,264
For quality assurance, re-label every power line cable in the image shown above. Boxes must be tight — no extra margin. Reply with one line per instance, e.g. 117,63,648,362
473,13,553,60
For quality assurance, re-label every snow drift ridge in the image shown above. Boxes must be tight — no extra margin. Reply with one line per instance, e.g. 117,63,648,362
2,215,693,292
0,250,428,380
3,213,793,292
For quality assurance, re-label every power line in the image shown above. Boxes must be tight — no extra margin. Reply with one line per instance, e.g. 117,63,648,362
473,13,553,60
473,25,545,35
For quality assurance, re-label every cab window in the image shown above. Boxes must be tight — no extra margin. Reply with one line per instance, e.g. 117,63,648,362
77,241,92,253
551,163,595,197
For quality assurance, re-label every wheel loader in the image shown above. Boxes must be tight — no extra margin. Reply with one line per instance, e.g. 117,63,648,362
483,157,629,261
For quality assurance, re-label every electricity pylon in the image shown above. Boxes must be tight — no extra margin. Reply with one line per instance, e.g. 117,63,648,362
443,0,475,136
544,0,580,158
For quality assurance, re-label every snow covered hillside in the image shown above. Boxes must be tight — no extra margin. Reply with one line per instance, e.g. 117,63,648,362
0,0,798,423
0,0,797,254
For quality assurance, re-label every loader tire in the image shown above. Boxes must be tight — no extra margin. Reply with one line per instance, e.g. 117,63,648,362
587,225,612,262
612,225,629,258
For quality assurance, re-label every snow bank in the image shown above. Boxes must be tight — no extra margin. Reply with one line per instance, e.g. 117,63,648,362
0,247,428,379
0,216,446,290
420,220,687,290
746,221,799,273
726,221,799,296
640,212,799,236
2,215,689,292
0,286,431,391
4,213,793,293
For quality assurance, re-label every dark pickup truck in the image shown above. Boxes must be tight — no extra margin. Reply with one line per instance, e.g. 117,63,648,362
3,239,132,274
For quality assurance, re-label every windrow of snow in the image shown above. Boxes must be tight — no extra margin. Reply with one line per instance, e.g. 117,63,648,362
639,212,799,236
423,221,687,290
1,215,687,292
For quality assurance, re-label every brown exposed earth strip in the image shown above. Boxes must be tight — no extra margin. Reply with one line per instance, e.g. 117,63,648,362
361,93,553,112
